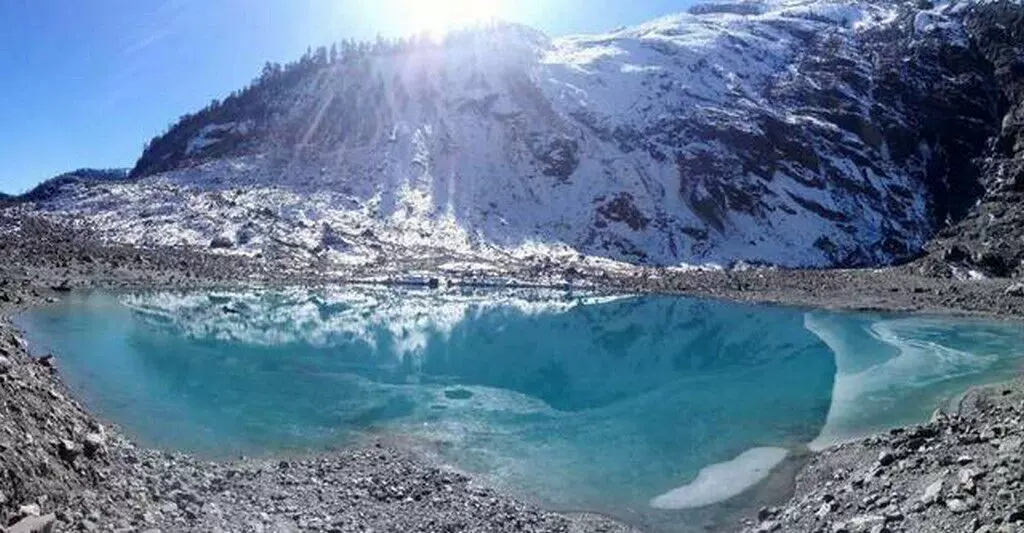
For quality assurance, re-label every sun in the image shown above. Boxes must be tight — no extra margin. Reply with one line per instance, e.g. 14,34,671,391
391,0,506,38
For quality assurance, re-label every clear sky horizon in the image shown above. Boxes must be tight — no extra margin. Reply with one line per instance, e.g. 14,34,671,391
0,0,694,194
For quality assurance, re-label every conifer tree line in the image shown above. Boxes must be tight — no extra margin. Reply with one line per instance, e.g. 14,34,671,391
132,22,519,178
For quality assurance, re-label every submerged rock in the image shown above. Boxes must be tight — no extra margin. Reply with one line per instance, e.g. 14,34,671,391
443,388,473,400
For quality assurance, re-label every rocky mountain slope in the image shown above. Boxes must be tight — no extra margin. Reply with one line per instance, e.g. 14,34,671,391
15,169,129,203
921,1,1024,278
6,0,1024,272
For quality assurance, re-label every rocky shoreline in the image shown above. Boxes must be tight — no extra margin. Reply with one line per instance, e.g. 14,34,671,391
0,282,638,533
740,379,1024,533
3,226,1024,533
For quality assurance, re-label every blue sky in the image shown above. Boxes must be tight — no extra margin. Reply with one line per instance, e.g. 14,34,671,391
0,0,693,194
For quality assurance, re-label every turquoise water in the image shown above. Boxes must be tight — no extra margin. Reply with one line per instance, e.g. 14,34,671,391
15,288,1024,531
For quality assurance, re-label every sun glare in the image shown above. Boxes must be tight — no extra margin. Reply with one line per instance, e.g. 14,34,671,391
390,0,506,38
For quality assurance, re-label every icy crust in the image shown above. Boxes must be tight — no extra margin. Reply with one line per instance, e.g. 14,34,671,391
805,312,1024,451
12,0,985,268
649,447,789,509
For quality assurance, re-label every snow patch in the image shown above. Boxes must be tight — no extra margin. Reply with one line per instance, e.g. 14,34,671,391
186,121,254,155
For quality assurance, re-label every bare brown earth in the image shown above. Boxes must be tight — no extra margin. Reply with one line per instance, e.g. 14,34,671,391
2,217,1024,533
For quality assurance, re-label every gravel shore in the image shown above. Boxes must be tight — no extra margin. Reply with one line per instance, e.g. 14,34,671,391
0,281,637,533
3,220,1024,533
741,380,1024,533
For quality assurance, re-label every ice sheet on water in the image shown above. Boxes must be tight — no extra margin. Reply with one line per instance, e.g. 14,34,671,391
649,447,789,509
805,312,1024,450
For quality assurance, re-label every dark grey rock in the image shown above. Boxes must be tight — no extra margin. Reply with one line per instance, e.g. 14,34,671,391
82,432,105,458
209,236,234,250
877,451,896,467
57,439,80,463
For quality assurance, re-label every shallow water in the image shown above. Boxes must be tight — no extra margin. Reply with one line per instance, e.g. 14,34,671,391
16,288,1024,531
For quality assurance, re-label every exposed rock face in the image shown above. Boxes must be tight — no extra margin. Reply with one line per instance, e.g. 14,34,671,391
6,1,1024,271
923,2,1024,278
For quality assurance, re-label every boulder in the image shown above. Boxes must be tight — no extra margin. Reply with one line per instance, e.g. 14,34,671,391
877,451,897,467
82,432,106,458
942,244,970,263
920,479,944,505
7,513,56,533
57,439,80,463
17,504,41,517
946,498,973,513
209,235,234,249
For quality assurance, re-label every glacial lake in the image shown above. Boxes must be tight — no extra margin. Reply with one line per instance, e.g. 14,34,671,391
15,288,1024,532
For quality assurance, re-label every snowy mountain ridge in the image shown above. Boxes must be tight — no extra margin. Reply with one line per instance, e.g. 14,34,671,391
10,0,1024,271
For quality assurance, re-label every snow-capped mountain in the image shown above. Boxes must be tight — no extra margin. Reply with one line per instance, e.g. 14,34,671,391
9,0,1024,271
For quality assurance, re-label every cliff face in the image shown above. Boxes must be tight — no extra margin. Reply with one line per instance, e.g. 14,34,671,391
13,1,1024,271
922,2,1024,278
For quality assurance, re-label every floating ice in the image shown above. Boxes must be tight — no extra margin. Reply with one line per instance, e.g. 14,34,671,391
649,447,789,509
806,312,1024,450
